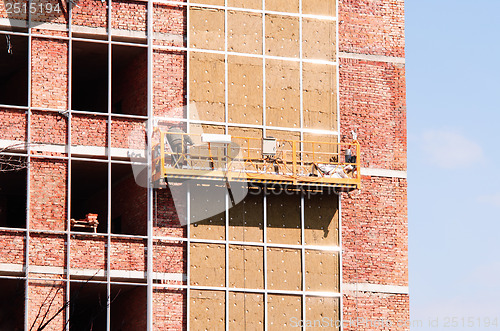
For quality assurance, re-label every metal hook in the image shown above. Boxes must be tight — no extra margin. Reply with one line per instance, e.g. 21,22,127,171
5,35,12,54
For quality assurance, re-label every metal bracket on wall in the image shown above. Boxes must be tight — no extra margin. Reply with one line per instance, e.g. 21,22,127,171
59,109,70,117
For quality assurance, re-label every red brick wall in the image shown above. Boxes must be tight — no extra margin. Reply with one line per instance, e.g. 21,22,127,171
70,235,107,270
153,240,186,275
152,1,186,122
0,109,27,142
152,187,187,284
152,186,187,329
29,159,67,230
339,0,405,57
111,118,147,149
150,38,187,303
71,114,108,147
0,1,188,329
0,0,66,24
154,4,186,47
153,289,186,330
29,233,65,267
0,1,27,21
72,0,107,28
112,0,147,32
154,188,186,237
342,176,408,286
31,38,68,110
0,2,407,330
0,230,25,265
153,51,186,118
71,113,147,151
339,59,406,171
31,0,68,26
343,292,409,331
31,111,67,146
27,275,66,331
32,29,69,38
110,238,147,272
339,0,408,329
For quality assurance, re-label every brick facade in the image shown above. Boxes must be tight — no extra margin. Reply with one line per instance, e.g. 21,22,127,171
339,59,406,171
343,292,410,330
0,0,406,329
27,275,66,331
339,0,408,329
339,0,405,57
30,159,68,231
342,176,408,286
31,38,68,110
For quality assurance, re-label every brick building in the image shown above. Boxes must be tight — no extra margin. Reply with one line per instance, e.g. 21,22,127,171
0,0,406,330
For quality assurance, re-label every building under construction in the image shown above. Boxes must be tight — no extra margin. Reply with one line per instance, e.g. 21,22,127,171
0,0,407,330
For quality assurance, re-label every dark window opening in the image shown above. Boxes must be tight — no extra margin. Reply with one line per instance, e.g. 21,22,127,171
69,283,107,331
112,45,147,116
0,279,24,330
112,99,123,115
111,163,147,236
111,216,122,234
0,160,27,228
0,34,28,106
110,285,147,330
72,41,108,113
71,161,108,233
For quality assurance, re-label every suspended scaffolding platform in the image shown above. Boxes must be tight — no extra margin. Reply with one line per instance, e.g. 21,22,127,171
152,130,361,191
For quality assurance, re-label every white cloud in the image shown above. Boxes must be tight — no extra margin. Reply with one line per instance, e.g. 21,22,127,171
419,129,484,169
477,194,500,207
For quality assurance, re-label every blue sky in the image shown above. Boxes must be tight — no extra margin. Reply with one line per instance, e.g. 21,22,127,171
407,0,500,329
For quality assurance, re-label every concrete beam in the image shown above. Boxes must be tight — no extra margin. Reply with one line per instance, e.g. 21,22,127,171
343,282,409,295
339,51,405,64
360,167,407,179
0,263,187,282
